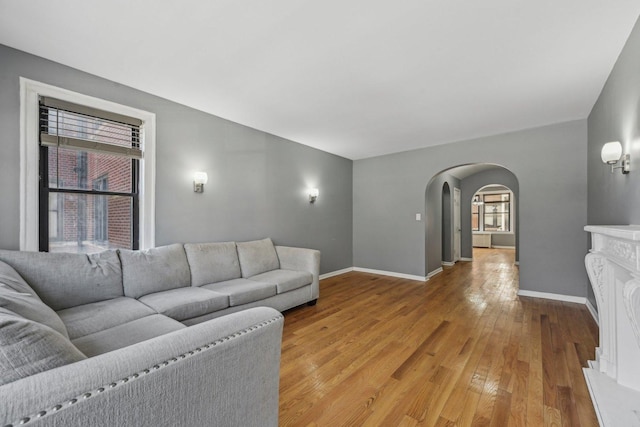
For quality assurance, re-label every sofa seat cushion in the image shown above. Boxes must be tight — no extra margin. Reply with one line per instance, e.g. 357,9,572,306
0,308,86,386
71,314,185,357
0,249,123,311
236,238,280,278
138,288,229,321
57,297,156,340
249,269,313,294
119,244,191,299
202,279,277,307
185,242,241,286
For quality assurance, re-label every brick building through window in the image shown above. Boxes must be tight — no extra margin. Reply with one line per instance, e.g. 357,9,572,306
39,97,141,254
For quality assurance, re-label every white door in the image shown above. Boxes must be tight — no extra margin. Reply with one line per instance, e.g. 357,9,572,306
454,188,461,261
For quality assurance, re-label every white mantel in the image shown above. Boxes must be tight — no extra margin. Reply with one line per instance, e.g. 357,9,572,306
584,225,640,427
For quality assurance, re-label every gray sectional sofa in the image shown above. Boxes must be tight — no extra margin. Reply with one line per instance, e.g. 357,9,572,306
0,238,320,427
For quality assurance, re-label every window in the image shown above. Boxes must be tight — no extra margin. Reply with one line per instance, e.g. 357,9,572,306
471,201,480,231
483,193,510,232
471,191,512,233
39,97,142,253
20,78,156,252
93,176,108,243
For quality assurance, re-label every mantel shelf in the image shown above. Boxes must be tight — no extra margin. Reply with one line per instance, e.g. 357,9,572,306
585,224,640,242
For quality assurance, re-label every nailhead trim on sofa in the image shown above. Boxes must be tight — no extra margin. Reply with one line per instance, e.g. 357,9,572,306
3,315,283,427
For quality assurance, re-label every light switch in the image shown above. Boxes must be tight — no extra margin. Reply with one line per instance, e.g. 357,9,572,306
416,213,421,221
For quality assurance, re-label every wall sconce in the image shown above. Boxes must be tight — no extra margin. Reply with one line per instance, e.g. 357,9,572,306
601,141,630,174
308,188,319,203
193,172,208,193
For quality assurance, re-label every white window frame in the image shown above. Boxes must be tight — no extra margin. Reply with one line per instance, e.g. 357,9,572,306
19,78,156,251
472,188,515,234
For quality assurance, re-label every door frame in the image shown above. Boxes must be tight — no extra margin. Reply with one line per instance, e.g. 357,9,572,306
453,187,461,261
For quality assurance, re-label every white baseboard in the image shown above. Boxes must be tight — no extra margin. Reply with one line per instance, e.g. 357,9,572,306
426,267,443,279
492,245,515,249
460,257,473,262
441,261,455,267
319,267,354,280
517,289,587,304
321,268,599,325
586,300,599,326
353,267,427,282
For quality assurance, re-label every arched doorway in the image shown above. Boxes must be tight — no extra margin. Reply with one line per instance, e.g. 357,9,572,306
425,163,519,280
470,184,516,252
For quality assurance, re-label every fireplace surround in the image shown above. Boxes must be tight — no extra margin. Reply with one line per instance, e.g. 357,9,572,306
584,225,640,426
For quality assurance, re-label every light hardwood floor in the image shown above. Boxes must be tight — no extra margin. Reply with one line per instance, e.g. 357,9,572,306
279,248,599,426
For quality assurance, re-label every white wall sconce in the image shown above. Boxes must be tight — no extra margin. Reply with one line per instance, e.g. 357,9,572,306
193,172,208,193
472,194,484,206
601,141,630,174
308,188,319,203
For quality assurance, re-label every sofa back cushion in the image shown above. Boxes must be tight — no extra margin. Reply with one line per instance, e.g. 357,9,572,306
184,242,241,286
0,286,70,339
0,308,86,386
236,238,280,278
0,261,69,338
120,244,191,298
0,259,37,295
0,250,123,311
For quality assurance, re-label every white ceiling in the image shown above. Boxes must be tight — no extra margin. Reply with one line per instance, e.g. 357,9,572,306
1,1,639,160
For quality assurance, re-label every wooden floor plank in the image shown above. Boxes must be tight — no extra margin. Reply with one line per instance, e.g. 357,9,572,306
279,248,599,426
525,302,545,426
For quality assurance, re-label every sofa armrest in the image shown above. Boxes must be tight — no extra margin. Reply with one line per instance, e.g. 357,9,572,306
0,307,283,427
275,246,321,300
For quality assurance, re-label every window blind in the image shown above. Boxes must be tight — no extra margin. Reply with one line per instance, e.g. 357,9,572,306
39,96,143,159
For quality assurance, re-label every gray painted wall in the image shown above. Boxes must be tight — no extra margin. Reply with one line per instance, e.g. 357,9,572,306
491,233,516,247
588,17,640,225
354,120,589,297
0,45,353,274
587,16,640,307
460,168,519,257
